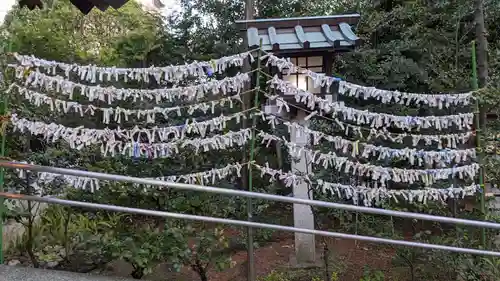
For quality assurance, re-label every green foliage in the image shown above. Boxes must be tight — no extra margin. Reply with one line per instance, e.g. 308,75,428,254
258,270,337,281
359,267,385,281
1,0,161,65
391,226,500,281
0,1,260,277
103,222,189,279
31,205,123,267
186,226,234,281
479,257,500,280
5,209,45,256
258,271,289,281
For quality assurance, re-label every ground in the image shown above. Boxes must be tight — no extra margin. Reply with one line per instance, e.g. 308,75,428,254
214,236,396,281
208,236,397,281
0,265,136,281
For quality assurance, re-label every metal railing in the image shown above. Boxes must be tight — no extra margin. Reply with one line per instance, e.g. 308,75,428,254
0,160,499,259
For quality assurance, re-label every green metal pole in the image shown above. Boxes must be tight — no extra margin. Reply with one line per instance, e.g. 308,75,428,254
246,40,262,281
471,40,486,247
0,69,7,265
0,41,13,264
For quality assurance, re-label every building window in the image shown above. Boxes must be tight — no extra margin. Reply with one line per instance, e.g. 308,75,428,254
284,56,323,94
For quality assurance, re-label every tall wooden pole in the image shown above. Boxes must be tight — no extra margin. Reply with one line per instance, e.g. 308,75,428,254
245,0,254,21
472,41,486,247
474,0,488,247
474,0,488,92
243,0,255,280
246,41,262,281
474,0,488,129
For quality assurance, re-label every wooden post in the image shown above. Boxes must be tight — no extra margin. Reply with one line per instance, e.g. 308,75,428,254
242,0,256,280
246,40,262,281
471,41,486,247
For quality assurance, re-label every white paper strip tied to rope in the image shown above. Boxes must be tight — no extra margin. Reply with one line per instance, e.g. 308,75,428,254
9,84,244,124
256,113,475,166
17,162,246,192
268,76,474,131
264,54,474,108
258,131,479,186
14,51,255,83
141,162,246,187
318,181,479,206
17,164,101,193
338,81,474,109
252,162,479,206
365,127,474,149
10,111,249,148
13,68,251,105
257,106,474,150
102,128,252,158
258,113,475,165
360,145,476,167
253,162,310,188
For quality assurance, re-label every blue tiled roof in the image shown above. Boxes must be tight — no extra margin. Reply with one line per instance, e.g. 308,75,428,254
236,14,361,52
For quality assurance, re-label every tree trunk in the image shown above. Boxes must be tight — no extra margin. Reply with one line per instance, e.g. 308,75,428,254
242,2,256,281
131,267,144,279
191,259,209,281
474,0,488,128
26,201,39,268
322,241,331,281
63,210,71,262
240,0,254,192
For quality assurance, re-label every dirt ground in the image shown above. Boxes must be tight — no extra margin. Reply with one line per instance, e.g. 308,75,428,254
204,235,397,281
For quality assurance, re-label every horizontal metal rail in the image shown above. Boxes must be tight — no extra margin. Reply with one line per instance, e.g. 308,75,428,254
1,191,500,257
3,161,500,230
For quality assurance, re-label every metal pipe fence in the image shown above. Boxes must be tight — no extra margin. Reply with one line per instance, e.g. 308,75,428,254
3,161,500,230
1,160,500,258
2,191,500,257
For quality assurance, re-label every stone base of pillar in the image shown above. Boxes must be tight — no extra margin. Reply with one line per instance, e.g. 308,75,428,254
288,250,323,269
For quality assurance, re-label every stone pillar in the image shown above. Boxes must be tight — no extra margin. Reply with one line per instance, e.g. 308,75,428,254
290,109,316,265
